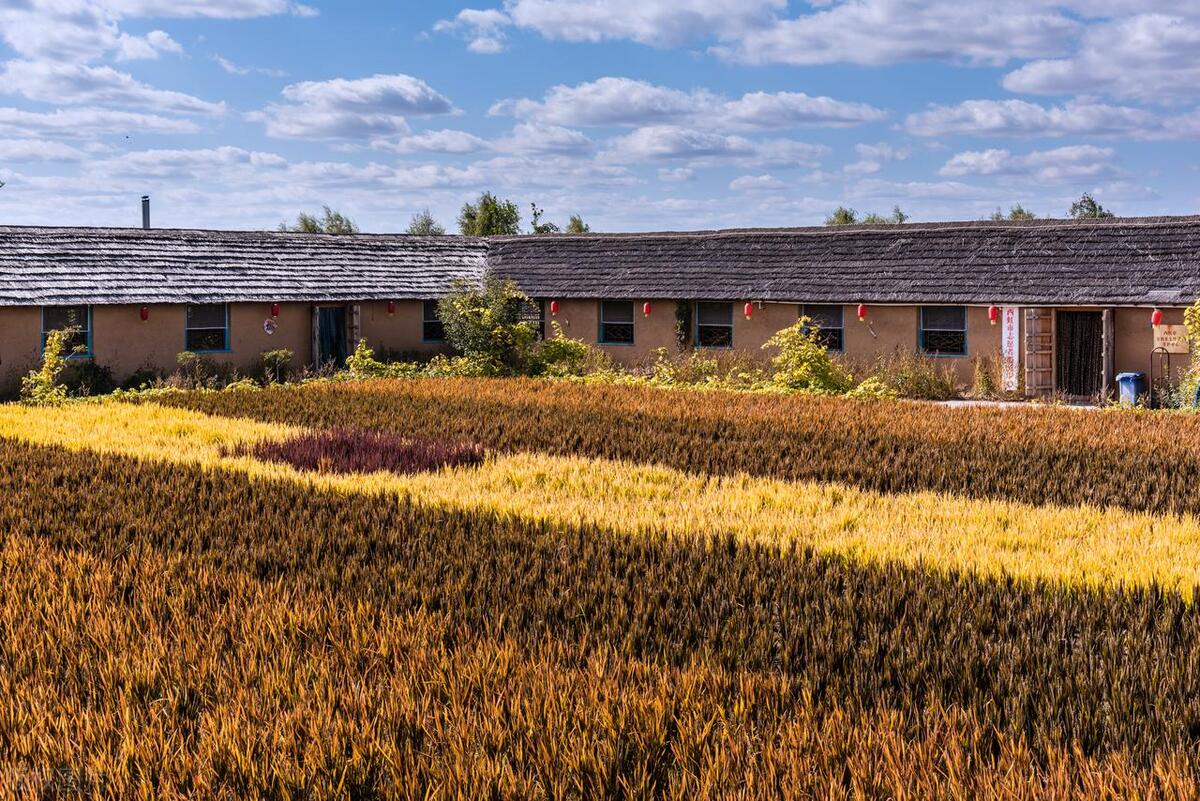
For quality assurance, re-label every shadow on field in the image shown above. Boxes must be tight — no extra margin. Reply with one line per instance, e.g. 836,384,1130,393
3,436,1200,769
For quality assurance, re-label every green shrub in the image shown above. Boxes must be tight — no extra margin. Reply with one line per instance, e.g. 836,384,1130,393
869,348,961,400
19,328,76,405
648,348,767,391
438,277,539,374
259,349,295,384
763,318,854,394
345,339,388,378
121,367,161,391
537,322,596,377
172,351,225,390
61,359,116,397
847,375,898,400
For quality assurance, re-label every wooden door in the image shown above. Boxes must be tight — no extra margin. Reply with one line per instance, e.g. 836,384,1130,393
1023,308,1054,396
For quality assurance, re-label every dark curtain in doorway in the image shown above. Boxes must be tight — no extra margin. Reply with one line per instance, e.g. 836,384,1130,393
318,306,348,368
1056,311,1103,397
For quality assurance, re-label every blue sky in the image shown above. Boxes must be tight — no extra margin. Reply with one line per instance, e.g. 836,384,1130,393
0,1,1195,232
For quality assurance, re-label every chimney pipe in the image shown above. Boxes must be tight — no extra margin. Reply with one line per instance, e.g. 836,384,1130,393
141,195,150,229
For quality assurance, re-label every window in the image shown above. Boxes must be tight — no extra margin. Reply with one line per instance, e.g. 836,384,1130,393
599,300,634,344
423,300,445,343
802,304,844,351
517,298,546,341
920,306,967,355
185,304,229,352
41,305,91,357
696,302,734,348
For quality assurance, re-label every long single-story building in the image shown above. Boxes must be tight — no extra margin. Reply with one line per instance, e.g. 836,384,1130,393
0,215,1197,398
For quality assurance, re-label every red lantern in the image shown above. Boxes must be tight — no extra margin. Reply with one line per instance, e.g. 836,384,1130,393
1152,308,1164,327
140,306,149,321
643,301,652,317
550,300,560,316
857,304,868,322
387,301,396,315
988,306,1000,325
744,302,754,320
270,303,280,318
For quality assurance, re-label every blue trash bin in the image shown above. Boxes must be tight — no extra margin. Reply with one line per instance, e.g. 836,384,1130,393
1116,372,1146,405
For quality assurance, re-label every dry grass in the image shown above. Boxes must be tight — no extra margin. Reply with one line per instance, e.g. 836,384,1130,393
4,531,1197,800
3,438,1200,795
157,377,1200,516
1,401,1198,594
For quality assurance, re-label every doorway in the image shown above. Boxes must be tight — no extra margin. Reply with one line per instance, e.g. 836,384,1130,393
1055,311,1103,397
317,306,348,368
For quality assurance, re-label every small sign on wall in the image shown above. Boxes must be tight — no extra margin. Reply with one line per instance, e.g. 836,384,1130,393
1154,324,1189,354
1001,306,1020,392
263,318,278,336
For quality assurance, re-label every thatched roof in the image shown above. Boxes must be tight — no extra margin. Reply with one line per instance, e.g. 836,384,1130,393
487,216,1200,306
2,216,1199,307
0,226,487,305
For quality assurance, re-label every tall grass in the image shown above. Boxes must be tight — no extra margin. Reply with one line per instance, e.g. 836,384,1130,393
4,530,1196,799
5,402,1200,593
225,428,484,475
158,378,1200,517
4,438,1200,773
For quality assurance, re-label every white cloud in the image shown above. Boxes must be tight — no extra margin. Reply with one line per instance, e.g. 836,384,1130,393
903,99,1158,138
433,8,512,54
372,129,492,155
0,0,302,63
484,0,783,48
716,91,887,129
729,174,784,192
254,74,457,139
446,0,1086,70
500,122,593,155
938,145,1117,182
1003,14,1200,102
0,60,224,114
606,126,753,161
716,1,1077,66
849,178,986,200
604,125,827,169
845,141,910,175
0,138,88,162
212,55,287,78
102,1,315,17
493,77,884,131
0,105,198,136
657,167,693,182
114,29,181,61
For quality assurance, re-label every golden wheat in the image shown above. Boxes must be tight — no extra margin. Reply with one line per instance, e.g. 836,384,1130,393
2,401,1198,594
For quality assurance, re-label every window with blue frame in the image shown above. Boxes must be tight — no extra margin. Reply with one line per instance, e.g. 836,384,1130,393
423,300,445,343
696,302,733,348
920,306,967,355
185,303,229,352
599,300,634,344
519,298,546,340
41,305,91,357
801,304,844,351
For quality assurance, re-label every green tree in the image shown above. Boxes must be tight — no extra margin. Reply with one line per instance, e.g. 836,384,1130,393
407,208,445,236
530,203,560,235
437,277,538,372
1069,193,1115,220
281,206,359,234
763,318,854,394
862,205,909,225
21,327,78,405
565,214,591,234
825,206,858,225
991,204,1036,221
458,192,521,236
